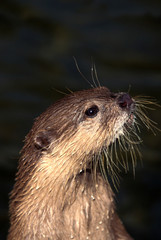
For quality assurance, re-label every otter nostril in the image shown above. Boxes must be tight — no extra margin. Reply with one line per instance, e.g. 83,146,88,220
118,93,133,109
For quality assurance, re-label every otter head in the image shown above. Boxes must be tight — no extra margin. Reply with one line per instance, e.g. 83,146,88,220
27,87,136,180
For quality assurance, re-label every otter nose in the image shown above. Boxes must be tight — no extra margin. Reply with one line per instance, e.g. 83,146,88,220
118,93,134,110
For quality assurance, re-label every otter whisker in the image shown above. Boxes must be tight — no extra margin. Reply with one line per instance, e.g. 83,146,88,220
102,146,122,189
117,136,132,172
135,98,160,134
91,62,98,88
93,61,101,87
129,145,138,176
133,120,141,133
118,136,129,169
99,153,108,182
104,148,121,173
122,133,142,145
135,111,158,134
73,56,94,88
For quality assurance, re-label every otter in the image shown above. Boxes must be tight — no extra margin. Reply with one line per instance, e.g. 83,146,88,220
8,86,153,240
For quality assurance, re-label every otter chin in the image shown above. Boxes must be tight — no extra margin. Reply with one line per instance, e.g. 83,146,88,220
8,86,150,240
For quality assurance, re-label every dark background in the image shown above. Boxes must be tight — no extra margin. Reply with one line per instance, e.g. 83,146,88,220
0,0,161,239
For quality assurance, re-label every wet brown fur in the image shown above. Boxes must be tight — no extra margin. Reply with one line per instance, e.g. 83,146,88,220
8,87,137,240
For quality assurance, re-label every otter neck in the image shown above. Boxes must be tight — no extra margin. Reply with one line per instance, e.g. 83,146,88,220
10,165,116,239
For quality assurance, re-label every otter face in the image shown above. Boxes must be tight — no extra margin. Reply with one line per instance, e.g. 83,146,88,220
68,88,136,155
33,87,135,158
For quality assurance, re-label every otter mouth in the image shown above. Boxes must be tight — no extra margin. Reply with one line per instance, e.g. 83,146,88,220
116,92,136,131
112,111,135,144
124,113,135,128
124,112,135,130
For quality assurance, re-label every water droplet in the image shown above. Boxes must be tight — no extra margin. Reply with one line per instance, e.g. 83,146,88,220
91,195,95,200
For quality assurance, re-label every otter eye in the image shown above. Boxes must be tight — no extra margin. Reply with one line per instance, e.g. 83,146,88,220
85,105,99,118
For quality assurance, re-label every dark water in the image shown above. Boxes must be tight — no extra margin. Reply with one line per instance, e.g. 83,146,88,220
0,1,161,239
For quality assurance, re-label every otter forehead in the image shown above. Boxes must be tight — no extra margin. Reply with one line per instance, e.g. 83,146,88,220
47,87,112,113
69,86,111,101
45,87,115,117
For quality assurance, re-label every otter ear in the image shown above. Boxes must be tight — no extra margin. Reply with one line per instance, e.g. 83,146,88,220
34,130,52,151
